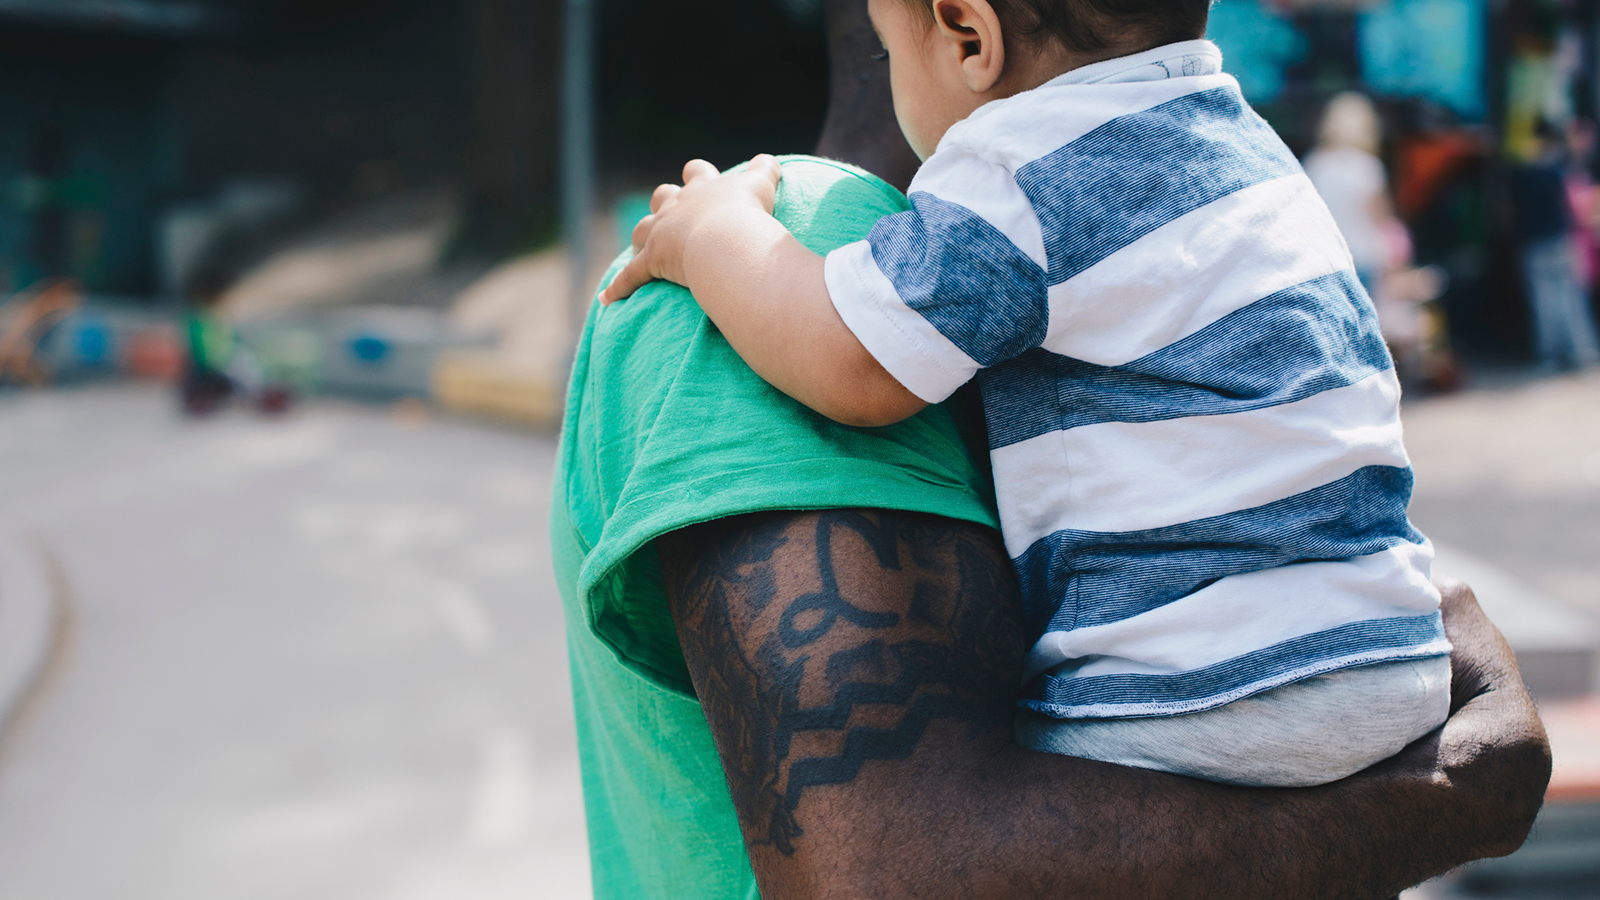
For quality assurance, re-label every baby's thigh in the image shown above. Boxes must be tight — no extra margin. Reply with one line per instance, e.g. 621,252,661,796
1015,656,1452,787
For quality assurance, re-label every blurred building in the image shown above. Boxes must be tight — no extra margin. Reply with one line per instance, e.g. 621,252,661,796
0,0,831,307
0,0,566,300
1210,0,1600,362
14,0,1598,368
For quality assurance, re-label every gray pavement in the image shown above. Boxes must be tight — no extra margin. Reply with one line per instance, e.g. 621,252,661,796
0,385,588,900
0,526,61,743
1404,371,1600,623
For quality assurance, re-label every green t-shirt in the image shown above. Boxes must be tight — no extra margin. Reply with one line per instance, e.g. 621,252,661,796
550,156,1001,899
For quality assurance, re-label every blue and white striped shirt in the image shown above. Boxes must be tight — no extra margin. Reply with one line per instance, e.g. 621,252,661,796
823,40,1449,719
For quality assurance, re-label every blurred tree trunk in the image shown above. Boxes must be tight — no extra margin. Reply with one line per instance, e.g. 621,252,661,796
464,0,561,256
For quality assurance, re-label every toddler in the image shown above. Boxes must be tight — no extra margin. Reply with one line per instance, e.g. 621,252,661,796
601,0,1450,786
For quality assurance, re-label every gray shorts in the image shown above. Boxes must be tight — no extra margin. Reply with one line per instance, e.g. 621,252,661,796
1014,656,1452,787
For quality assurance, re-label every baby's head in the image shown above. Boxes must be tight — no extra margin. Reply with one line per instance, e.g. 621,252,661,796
870,0,1209,157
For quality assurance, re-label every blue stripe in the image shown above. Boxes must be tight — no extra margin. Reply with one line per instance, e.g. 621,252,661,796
868,192,1048,366
1012,465,1422,637
1021,613,1447,715
1016,85,1300,285
982,270,1390,450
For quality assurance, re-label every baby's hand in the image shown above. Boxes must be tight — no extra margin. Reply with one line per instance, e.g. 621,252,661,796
599,155,782,304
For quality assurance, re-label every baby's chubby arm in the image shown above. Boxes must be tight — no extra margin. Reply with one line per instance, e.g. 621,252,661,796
600,156,927,427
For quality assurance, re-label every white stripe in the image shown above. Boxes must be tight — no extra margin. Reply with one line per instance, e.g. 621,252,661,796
943,75,1238,171
823,239,979,403
992,370,1408,552
1022,541,1441,684
1042,174,1353,366
907,147,1048,270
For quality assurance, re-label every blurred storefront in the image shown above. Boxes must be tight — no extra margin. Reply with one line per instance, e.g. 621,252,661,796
0,1,215,297
0,0,562,303
1210,0,1600,366
0,0,830,393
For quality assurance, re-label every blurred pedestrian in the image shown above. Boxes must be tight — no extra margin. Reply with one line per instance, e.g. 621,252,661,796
179,262,289,415
1563,119,1600,314
1304,92,1392,298
1512,119,1600,371
180,263,237,415
1305,92,1458,390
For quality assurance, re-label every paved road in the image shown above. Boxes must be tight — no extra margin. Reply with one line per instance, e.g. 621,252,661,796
0,385,588,900
1404,370,1600,621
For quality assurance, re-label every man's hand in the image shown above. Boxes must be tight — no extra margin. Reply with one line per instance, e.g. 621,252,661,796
660,509,1550,900
599,154,784,304
1423,577,1552,853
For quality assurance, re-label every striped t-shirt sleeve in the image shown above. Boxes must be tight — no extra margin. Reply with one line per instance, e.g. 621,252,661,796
823,149,1050,403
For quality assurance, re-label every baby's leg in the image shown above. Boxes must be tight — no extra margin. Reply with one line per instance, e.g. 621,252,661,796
1014,657,1451,787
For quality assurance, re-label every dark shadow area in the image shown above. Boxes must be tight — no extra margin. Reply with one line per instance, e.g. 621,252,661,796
597,0,829,189
0,0,831,297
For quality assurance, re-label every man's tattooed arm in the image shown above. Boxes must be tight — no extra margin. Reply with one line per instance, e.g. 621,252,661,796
659,510,1549,900
662,510,1025,859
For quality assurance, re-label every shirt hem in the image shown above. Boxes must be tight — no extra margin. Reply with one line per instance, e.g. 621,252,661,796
1019,642,1453,720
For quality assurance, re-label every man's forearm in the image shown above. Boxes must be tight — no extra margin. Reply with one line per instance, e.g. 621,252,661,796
660,510,1548,899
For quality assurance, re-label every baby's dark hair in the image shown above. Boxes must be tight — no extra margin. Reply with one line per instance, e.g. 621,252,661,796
919,0,1211,55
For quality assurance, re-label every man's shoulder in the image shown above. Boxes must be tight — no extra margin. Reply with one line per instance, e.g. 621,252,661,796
766,155,912,252
555,156,997,691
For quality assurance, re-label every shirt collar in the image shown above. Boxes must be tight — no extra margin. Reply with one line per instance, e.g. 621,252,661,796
1043,39,1223,87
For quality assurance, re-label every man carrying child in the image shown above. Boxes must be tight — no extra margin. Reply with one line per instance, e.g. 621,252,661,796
557,0,1552,895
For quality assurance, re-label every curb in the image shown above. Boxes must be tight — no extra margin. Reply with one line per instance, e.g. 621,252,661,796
0,526,66,745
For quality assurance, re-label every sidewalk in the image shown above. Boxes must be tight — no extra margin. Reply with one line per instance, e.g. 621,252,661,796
1404,371,1600,621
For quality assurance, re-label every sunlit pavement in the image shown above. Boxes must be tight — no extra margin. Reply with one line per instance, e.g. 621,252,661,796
0,384,588,900
1404,370,1600,623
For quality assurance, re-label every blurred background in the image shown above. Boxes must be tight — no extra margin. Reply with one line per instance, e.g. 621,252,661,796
0,0,1596,897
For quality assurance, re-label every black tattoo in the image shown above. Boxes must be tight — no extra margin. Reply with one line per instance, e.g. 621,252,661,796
660,509,1025,857
777,512,900,648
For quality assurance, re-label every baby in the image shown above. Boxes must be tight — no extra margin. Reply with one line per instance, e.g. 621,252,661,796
601,0,1450,786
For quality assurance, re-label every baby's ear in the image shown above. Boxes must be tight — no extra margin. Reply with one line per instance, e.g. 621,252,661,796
932,0,1006,93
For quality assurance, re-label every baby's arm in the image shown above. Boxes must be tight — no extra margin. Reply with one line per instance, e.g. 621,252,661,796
600,156,927,427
